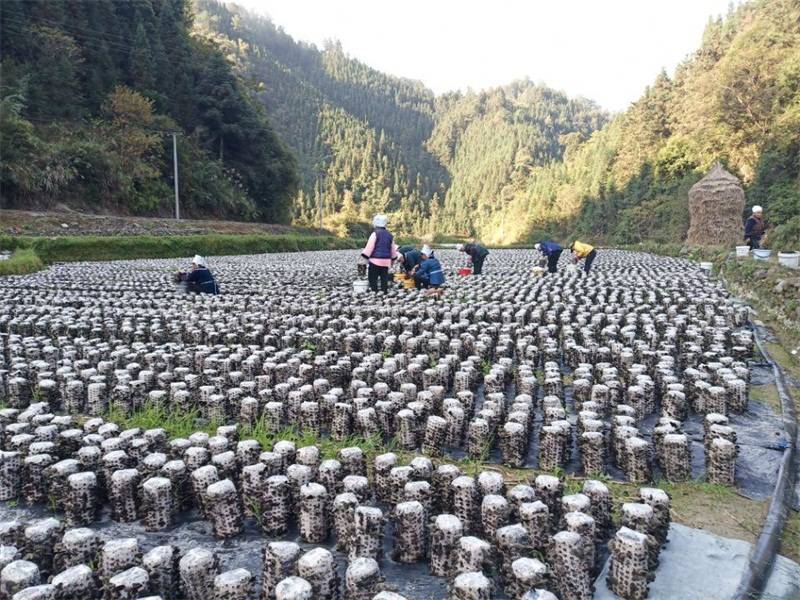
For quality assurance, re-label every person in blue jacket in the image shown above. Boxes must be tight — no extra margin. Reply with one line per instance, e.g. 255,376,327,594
535,241,563,274
398,247,423,275
413,245,445,289
178,255,218,294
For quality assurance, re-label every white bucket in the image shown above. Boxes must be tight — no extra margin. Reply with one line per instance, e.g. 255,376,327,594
778,251,800,269
353,279,369,293
699,261,713,271
753,249,772,261
735,245,750,258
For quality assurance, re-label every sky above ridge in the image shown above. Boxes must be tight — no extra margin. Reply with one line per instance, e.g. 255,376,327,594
235,0,738,112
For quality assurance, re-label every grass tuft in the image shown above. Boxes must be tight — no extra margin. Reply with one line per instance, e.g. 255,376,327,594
0,248,44,276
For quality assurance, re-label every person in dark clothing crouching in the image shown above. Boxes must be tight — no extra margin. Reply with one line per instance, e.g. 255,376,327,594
360,214,398,293
535,241,563,274
175,255,219,294
413,245,445,289
457,242,489,274
398,246,423,275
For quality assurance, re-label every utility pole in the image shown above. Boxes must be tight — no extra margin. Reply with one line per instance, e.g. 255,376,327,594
172,132,180,220
318,189,322,230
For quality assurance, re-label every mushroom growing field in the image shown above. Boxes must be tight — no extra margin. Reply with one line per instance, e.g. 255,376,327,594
0,249,791,600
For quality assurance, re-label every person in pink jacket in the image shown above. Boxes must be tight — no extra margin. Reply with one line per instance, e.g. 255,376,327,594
359,214,398,293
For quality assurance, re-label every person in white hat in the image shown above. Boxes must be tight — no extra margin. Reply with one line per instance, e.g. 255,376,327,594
175,254,218,294
744,205,765,250
457,241,489,275
359,214,398,293
413,245,445,289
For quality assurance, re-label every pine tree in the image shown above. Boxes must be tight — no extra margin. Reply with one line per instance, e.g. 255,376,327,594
128,22,155,92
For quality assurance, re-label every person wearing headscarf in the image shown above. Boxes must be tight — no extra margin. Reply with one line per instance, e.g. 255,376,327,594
360,214,398,293
398,246,423,275
457,242,489,275
534,241,563,274
744,205,766,250
178,255,218,294
569,241,597,274
413,245,445,289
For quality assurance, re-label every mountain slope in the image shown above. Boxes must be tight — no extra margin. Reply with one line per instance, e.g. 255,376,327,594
193,0,608,237
490,0,800,249
193,0,447,234
429,83,607,240
0,0,298,222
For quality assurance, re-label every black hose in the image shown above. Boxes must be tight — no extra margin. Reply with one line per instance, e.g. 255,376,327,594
732,325,797,599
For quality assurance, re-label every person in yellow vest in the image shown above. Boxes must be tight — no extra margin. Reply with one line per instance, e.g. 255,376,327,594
570,241,597,274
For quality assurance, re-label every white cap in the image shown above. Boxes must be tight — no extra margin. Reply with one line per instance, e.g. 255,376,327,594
192,255,206,267
534,243,541,251
752,205,763,214
373,214,388,228
421,245,432,256
457,244,465,252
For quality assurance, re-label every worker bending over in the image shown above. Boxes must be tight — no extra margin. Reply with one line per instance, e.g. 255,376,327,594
360,214,398,293
534,241,563,274
413,245,445,289
744,205,765,250
570,241,597,274
398,246,423,275
457,242,489,275
175,255,219,294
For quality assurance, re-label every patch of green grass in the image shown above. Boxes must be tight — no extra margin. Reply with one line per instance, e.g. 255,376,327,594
766,342,800,383
0,248,44,276
780,508,800,563
0,233,358,264
105,403,399,471
451,459,766,544
239,421,389,463
106,403,216,439
749,383,783,413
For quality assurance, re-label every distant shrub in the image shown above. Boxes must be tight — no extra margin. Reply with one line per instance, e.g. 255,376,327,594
767,216,800,251
0,233,358,263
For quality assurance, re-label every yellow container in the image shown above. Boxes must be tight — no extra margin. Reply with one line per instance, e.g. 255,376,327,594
403,279,416,289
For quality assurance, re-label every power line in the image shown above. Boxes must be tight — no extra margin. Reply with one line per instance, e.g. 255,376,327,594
1,6,189,50
7,112,182,136
0,9,193,59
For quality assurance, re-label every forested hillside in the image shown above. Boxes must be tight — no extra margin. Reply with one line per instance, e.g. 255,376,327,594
1,0,796,247
193,0,606,237
429,83,607,239
193,0,447,235
482,0,799,248
0,0,298,222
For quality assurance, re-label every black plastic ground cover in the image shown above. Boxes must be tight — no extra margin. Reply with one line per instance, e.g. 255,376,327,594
733,325,798,600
